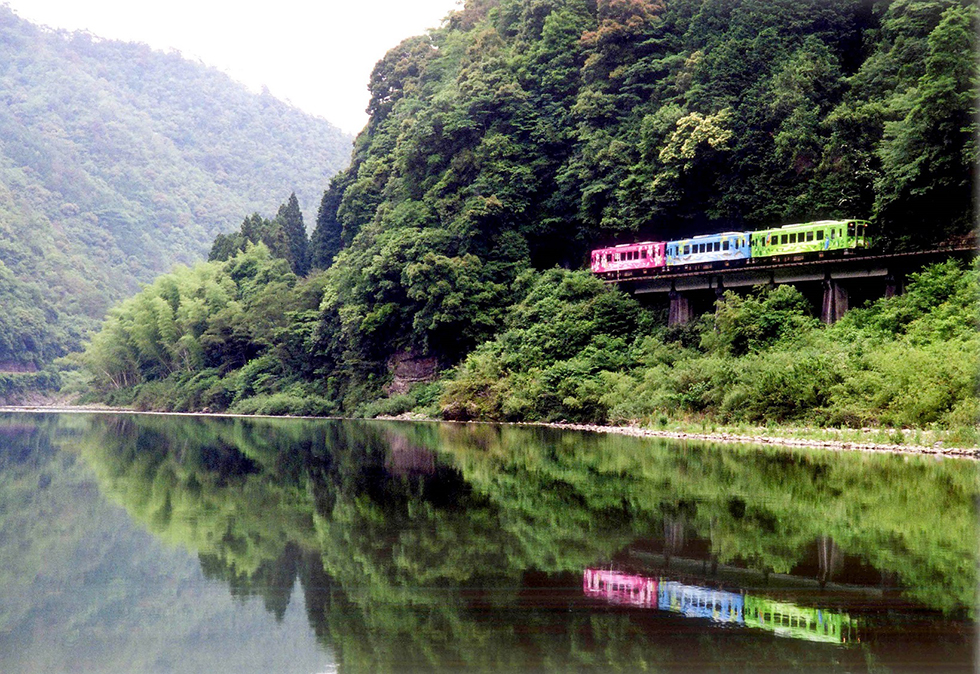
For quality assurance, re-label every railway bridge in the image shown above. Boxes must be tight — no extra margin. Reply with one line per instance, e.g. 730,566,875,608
614,245,975,326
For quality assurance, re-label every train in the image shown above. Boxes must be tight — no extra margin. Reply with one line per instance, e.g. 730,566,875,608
583,568,856,644
590,219,871,280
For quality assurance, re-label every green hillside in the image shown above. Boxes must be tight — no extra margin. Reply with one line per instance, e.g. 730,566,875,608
0,6,352,366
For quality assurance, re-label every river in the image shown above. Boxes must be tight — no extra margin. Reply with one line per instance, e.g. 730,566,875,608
0,413,975,672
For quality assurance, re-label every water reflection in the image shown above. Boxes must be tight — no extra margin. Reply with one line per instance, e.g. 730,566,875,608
1,413,977,672
0,414,330,674
583,568,856,644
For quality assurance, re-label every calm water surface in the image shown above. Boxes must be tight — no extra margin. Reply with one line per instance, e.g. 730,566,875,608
0,413,976,673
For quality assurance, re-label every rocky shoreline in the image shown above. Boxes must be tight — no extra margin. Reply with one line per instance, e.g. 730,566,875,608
514,421,979,460
1,405,976,460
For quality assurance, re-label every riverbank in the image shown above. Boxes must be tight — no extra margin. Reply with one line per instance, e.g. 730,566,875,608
4,404,973,460
378,413,979,460
520,420,980,460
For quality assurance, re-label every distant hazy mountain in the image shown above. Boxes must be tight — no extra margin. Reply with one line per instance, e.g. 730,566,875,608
0,6,352,366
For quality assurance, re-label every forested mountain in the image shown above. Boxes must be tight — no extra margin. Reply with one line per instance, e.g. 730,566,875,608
75,0,977,433
0,6,351,367
304,0,975,387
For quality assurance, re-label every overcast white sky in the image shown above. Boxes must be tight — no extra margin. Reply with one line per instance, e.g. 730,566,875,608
4,0,461,134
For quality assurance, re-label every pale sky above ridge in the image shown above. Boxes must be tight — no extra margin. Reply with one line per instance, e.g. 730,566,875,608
3,0,461,134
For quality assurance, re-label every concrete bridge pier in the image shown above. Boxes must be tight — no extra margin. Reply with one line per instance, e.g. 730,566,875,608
884,272,904,298
668,288,693,326
821,278,849,324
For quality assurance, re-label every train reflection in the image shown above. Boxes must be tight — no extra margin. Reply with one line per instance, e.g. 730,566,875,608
584,568,856,644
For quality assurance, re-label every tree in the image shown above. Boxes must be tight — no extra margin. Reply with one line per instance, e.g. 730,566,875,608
276,193,309,275
308,175,349,271
874,3,977,248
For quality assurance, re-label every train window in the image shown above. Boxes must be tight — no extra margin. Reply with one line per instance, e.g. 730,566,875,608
641,249,647,258
684,245,690,254
816,230,823,240
606,254,612,263
848,223,855,236
714,242,720,251
789,233,796,243
806,231,814,242
722,240,729,251
781,235,788,244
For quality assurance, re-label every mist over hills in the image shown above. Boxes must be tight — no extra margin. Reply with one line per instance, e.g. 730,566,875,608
0,5,352,366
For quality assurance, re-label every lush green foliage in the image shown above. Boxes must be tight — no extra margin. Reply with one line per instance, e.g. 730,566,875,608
440,261,979,435
72,245,332,413
0,7,351,367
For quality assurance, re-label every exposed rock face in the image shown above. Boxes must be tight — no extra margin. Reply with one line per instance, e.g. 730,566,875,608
384,351,439,396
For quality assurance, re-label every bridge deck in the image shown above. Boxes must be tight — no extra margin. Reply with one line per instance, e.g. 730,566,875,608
609,246,975,294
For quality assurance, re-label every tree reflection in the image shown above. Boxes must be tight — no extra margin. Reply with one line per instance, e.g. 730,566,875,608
72,415,977,672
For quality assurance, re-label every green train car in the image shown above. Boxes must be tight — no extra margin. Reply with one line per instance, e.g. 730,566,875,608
744,595,857,644
750,219,871,258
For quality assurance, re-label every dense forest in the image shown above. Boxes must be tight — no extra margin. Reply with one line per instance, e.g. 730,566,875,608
71,0,977,435
0,6,352,369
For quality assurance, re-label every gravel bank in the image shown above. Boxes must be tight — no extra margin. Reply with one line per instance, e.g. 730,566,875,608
2,406,976,460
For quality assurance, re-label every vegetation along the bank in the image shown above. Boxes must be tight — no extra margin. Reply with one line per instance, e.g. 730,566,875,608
51,0,977,442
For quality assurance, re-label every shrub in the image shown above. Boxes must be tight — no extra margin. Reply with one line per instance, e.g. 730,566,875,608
706,285,819,356
228,391,333,416
721,351,840,423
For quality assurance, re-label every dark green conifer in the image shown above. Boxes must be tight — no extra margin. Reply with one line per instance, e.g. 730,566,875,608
277,193,309,275
308,177,347,270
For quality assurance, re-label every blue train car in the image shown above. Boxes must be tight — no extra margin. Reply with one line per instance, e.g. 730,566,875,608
666,232,751,267
658,580,744,624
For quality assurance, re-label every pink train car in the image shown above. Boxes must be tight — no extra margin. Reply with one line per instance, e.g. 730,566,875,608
590,241,666,276
583,568,658,609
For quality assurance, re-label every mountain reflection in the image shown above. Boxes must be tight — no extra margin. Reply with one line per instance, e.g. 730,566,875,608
71,414,976,672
